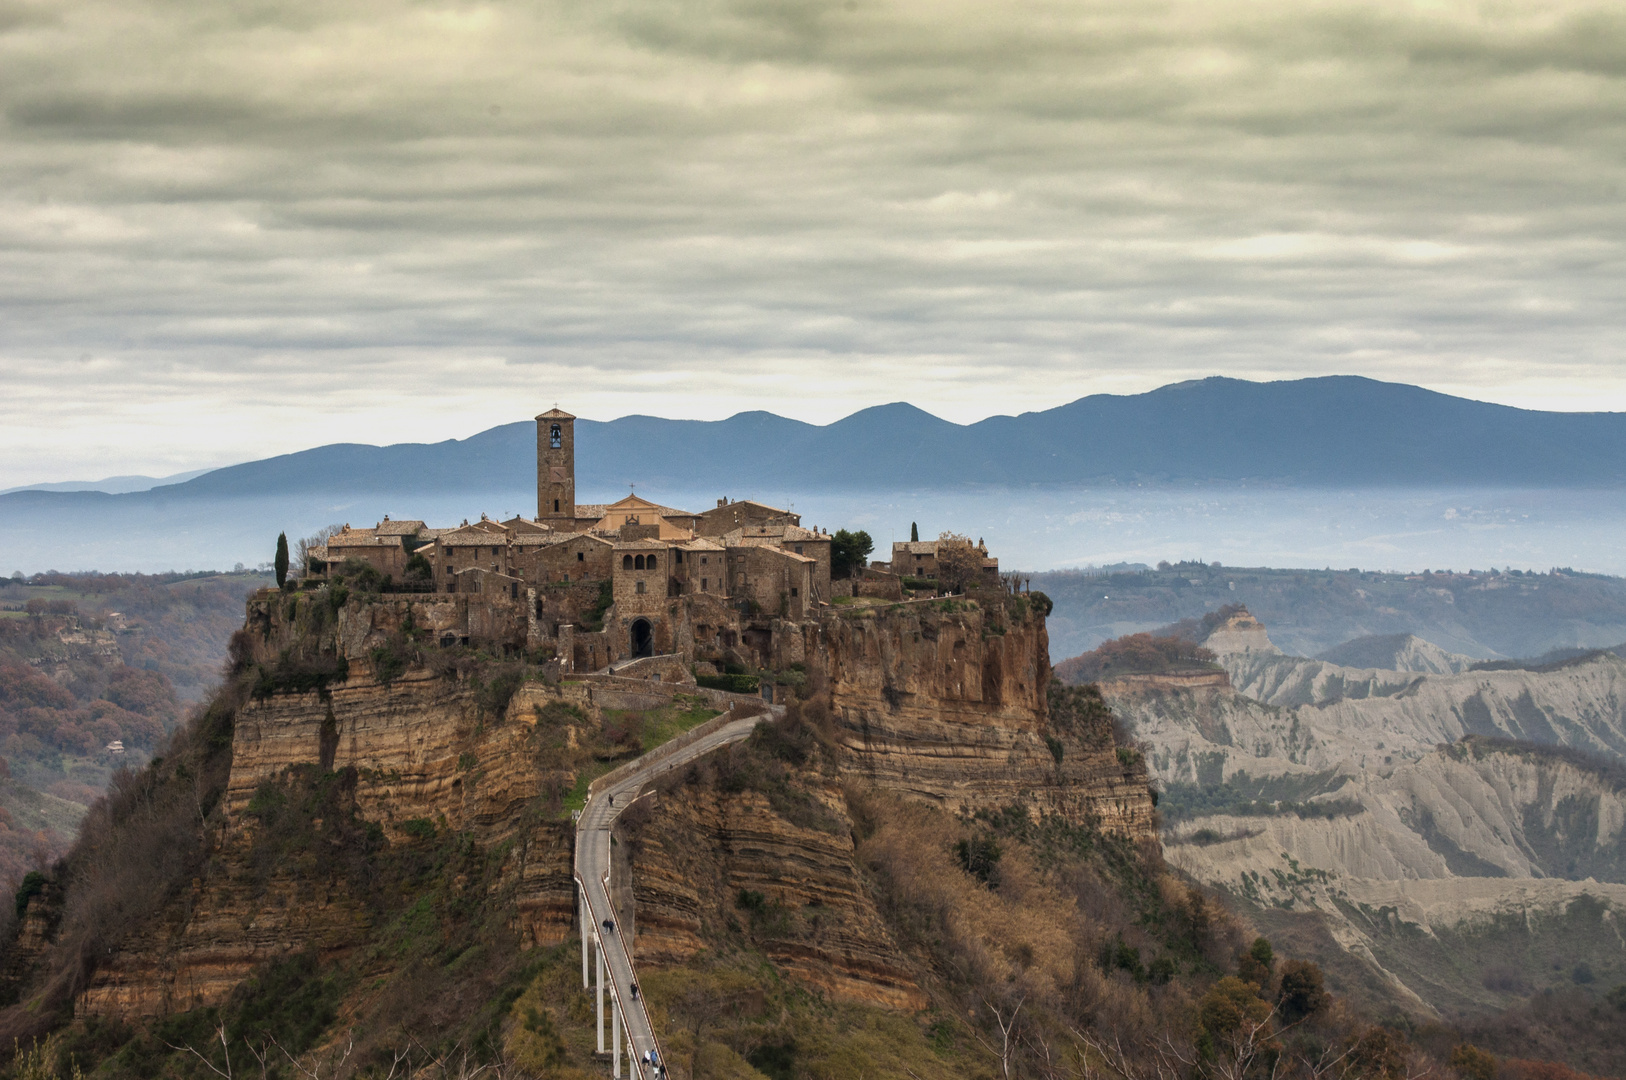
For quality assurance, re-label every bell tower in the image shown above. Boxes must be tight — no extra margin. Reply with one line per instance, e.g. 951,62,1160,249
537,407,575,526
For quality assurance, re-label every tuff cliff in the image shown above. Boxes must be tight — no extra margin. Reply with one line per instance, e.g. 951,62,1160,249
25,584,1155,1031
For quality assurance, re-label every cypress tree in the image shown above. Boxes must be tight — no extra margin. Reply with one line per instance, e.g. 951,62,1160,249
910,521,919,542
274,532,289,588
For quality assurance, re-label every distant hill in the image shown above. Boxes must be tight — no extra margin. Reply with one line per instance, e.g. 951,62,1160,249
0,468,213,496
9,376,1626,506
1036,563,1626,663
1315,633,1473,675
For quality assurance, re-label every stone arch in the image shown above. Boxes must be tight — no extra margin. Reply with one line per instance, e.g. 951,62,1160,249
631,618,653,658
623,554,634,570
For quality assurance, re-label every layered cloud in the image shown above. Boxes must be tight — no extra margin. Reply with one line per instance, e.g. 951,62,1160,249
2,0,1624,483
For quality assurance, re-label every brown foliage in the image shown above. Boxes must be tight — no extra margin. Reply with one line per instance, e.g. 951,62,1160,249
0,674,244,1045
933,533,984,594
1054,633,1217,685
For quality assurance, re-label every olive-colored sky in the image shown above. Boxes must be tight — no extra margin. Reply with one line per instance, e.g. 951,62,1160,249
2,0,1624,486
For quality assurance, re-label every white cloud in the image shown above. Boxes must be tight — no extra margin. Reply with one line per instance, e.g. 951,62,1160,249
2,0,1625,484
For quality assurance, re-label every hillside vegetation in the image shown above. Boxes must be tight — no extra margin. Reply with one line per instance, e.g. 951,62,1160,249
0,572,269,891
0,681,1509,1080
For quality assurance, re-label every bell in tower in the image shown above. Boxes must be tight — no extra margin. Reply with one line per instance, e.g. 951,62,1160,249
536,407,575,525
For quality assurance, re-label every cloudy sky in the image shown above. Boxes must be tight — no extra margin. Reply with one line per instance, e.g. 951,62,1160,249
2,0,1624,487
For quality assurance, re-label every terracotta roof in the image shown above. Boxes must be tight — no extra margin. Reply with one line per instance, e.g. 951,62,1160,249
728,539,815,563
536,407,575,420
375,519,426,535
327,534,402,549
894,541,939,554
503,517,551,534
703,499,792,515
439,525,512,546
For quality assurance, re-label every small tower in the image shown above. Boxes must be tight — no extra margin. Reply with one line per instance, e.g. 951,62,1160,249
537,407,575,526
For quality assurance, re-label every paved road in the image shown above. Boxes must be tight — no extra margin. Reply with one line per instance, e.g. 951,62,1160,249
575,708,772,1078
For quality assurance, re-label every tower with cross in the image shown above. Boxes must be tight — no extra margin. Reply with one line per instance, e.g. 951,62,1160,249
536,407,575,526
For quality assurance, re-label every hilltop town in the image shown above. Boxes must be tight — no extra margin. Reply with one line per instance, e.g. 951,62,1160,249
306,408,1000,675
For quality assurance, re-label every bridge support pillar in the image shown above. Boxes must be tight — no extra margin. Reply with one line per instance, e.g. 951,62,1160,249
581,886,590,989
613,997,622,1077
596,939,605,1053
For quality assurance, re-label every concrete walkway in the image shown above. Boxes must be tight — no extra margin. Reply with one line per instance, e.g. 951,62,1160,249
574,706,774,1078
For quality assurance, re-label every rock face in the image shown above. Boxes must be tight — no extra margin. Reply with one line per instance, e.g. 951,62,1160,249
65,586,1156,1020
77,668,584,1019
624,783,928,1010
804,602,1156,836
1099,608,1626,1016
1200,609,1280,659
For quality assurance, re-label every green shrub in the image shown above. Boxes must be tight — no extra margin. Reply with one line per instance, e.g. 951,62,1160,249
13,870,46,919
954,836,1002,886
370,640,413,686
252,653,350,700
225,950,341,1054
401,818,436,841
581,580,614,632
476,663,526,719
697,672,760,694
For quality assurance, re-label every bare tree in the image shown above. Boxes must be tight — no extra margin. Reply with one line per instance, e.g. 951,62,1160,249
969,994,1026,1080
296,524,344,577
172,1029,506,1080
934,532,983,594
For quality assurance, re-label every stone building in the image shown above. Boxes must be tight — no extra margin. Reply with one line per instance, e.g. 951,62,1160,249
695,498,800,536
303,404,1008,671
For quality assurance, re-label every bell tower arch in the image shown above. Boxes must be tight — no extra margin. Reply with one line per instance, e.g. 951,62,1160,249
536,407,575,526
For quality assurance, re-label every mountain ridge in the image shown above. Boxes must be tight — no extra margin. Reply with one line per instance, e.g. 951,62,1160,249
11,376,1626,506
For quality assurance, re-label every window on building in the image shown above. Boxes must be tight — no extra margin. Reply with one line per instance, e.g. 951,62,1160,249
647,554,657,570
795,545,803,554
554,499,560,513
791,587,798,597
493,547,501,557
702,578,708,591
635,554,645,570
576,551,584,561
622,554,633,570
701,556,708,565
550,423,562,449
675,550,683,564
635,580,646,594
563,572,569,582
